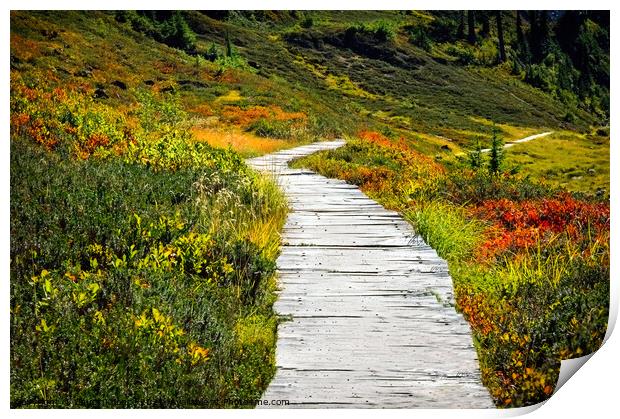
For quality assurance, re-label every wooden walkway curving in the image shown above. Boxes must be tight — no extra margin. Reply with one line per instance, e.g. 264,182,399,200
247,141,494,408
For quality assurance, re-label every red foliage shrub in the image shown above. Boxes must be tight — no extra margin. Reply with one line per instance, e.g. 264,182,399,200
457,291,501,336
472,194,609,258
82,133,110,155
342,166,394,190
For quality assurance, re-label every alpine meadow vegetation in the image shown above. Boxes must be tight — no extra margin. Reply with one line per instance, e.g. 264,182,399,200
11,10,609,409
10,20,288,407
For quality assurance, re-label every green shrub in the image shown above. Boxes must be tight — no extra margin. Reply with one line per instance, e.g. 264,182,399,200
445,43,476,65
345,20,397,43
300,16,314,29
440,170,555,204
408,26,432,51
248,118,293,139
116,11,196,52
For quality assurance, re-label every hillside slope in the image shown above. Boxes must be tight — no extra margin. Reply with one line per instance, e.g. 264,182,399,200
11,10,608,156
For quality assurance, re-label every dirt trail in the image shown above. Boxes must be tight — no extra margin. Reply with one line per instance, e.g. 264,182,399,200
480,131,554,153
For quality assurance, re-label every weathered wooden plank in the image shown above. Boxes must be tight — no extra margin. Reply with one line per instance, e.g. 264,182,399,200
246,140,493,408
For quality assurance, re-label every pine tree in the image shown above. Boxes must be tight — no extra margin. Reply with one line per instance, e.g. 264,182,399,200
225,31,233,58
457,11,465,39
516,11,524,45
468,140,483,170
467,11,476,44
480,12,490,37
488,129,504,175
497,12,506,63
539,11,550,57
528,11,542,61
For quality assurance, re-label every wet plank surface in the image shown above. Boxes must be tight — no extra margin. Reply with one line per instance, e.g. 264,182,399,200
247,141,493,408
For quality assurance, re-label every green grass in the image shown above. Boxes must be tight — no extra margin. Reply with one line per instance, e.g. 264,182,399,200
504,130,609,195
183,11,597,153
10,137,287,408
407,202,485,261
11,10,599,157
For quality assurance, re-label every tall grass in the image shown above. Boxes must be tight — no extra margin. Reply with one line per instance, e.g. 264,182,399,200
407,202,484,261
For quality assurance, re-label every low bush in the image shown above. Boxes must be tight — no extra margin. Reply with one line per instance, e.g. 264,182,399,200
248,118,292,139
407,26,433,51
345,20,397,44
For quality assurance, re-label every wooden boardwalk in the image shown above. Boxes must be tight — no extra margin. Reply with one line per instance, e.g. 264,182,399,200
247,141,493,408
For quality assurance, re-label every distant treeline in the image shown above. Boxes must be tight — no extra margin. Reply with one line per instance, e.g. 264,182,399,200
424,11,609,120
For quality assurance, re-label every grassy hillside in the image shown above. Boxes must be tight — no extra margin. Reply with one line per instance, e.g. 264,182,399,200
190,12,606,132
11,11,292,407
10,10,609,409
504,130,609,194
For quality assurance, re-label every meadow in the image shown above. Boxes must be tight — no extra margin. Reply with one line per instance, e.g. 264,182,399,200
504,131,609,195
10,55,290,407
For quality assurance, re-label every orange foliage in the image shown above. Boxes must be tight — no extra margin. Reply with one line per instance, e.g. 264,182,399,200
221,106,270,125
25,118,58,150
10,34,42,62
358,130,393,147
191,103,214,117
52,87,67,102
154,60,178,74
82,133,110,155
191,127,295,155
11,112,31,134
358,130,445,173
341,166,395,192
457,292,501,336
216,69,240,83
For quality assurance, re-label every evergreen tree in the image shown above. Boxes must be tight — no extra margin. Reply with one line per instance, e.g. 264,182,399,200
528,11,550,62
515,11,531,63
468,140,483,170
225,31,233,57
516,11,524,45
480,12,490,37
539,11,550,57
497,12,506,63
168,12,196,52
528,11,542,61
457,11,465,39
467,11,476,44
488,129,504,175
